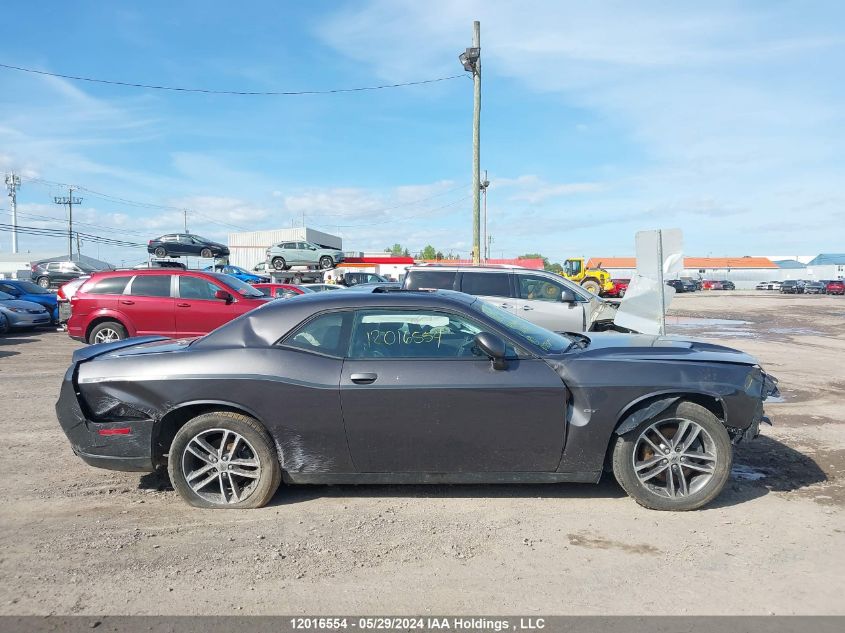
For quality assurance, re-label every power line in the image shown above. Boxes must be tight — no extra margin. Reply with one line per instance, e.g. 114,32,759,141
0,62,465,96
0,223,146,248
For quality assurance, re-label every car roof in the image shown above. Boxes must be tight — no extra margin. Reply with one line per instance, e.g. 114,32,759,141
196,289,477,348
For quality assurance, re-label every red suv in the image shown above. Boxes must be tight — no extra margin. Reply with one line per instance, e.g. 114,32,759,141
67,270,272,344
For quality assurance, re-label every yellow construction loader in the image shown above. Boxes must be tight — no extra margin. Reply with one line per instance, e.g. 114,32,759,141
560,258,614,295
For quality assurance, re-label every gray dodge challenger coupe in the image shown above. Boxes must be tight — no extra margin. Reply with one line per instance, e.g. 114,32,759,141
56,289,778,511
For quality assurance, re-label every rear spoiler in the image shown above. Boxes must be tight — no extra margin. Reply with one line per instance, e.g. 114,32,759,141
71,336,168,364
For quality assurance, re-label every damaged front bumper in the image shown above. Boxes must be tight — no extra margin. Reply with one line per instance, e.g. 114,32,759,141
730,370,779,444
55,364,156,472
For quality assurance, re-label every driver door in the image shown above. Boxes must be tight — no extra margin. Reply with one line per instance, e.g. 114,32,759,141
339,308,567,473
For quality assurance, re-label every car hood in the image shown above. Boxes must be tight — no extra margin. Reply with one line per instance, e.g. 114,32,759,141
554,332,759,366
0,299,48,312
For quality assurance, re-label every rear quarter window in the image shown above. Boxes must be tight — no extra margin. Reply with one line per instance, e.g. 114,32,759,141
405,270,457,291
84,276,132,295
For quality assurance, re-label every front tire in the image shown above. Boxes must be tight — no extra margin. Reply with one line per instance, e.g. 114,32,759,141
88,321,127,345
612,401,732,511
168,412,281,509
37,276,50,289
271,257,287,271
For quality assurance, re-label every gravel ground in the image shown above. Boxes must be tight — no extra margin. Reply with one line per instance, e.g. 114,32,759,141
0,292,842,615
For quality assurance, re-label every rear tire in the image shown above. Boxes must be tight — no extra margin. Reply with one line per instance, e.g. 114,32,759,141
0,313,9,335
581,278,601,295
168,412,281,509
319,256,334,270
271,257,287,271
37,276,50,289
200,248,213,259
612,401,732,511
154,247,167,258
88,321,127,345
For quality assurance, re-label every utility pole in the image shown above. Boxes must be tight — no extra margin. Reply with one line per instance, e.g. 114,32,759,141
459,21,482,264
5,173,20,253
183,209,188,233
480,170,490,262
54,188,82,260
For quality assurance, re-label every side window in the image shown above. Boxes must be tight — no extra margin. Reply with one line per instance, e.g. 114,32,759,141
179,276,220,300
461,272,510,297
86,276,131,295
275,288,297,299
129,275,172,298
281,242,295,250
405,270,457,291
281,311,350,357
47,263,60,271
518,275,564,302
349,309,485,359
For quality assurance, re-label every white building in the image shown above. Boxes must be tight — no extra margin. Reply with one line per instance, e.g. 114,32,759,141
227,227,342,270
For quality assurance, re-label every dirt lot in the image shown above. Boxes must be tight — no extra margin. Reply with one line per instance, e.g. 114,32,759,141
1,292,843,615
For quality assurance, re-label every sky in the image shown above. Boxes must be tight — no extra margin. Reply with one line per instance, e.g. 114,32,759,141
1,0,843,266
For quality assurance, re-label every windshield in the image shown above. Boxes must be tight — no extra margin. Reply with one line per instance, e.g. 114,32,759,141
477,300,572,353
208,273,265,297
12,281,50,294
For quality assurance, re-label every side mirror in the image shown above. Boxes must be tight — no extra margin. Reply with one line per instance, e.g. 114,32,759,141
214,289,233,304
560,289,576,303
474,332,507,370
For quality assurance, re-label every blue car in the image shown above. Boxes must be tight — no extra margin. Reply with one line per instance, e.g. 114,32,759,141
0,280,59,323
203,264,269,284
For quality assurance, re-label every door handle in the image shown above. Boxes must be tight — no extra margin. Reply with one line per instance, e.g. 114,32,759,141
350,373,378,384
119,300,135,305
522,305,534,311
176,303,190,308
498,303,511,309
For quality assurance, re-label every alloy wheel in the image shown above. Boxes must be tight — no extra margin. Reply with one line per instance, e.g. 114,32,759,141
181,428,262,504
632,418,717,498
93,327,122,344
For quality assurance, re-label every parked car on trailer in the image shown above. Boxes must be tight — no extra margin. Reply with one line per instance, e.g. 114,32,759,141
0,290,52,330
265,241,345,271
66,270,272,344
147,234,229,259
204,264,269,284
252,283,314,299
56,288,779,511
824,280,844,295
0,280,59,323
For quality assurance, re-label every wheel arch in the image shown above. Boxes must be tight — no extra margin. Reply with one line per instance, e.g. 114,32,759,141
85,312,133,341
602,391,726,472
153,400,268,467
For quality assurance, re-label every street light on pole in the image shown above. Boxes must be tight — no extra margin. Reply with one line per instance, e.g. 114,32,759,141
459,21,481,264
